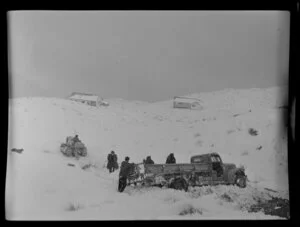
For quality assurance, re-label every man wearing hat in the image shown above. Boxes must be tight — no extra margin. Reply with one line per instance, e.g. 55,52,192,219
144,156,154,164
118,156,134,192
166,153,176,164
107,150,118,173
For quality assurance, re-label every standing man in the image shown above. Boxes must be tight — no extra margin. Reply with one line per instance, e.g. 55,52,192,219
118,156,134,192
107,151,118,173
166,153,176,164
144,156,155,164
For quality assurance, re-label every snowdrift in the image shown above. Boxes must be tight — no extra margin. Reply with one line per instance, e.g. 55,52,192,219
6,86,289,220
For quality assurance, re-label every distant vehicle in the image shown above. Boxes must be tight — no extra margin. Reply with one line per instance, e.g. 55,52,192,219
173,96,202,110
60,136,87,158
126,153,247,192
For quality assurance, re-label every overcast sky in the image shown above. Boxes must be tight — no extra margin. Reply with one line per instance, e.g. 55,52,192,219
8,11,290,102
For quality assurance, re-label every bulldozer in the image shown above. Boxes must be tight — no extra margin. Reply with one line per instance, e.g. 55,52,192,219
60,136,87,158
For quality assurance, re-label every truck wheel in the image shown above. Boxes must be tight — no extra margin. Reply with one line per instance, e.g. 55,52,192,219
171,178,188,192
235,175,247,188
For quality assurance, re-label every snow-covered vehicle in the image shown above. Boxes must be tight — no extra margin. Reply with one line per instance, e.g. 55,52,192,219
127,153,247,191
60,136,87,158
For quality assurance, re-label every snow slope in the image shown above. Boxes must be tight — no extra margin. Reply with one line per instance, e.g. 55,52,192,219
6,86,288,220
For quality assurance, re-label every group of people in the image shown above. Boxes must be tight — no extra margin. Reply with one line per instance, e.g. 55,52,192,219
69,134,178,193
108,152,176,172
142,153,176,165
106,151,177,192
143,156,154,164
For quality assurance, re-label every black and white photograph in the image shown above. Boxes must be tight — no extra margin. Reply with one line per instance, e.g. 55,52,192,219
6,10,291,220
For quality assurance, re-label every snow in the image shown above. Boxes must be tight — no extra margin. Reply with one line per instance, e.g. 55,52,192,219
6,86,288,220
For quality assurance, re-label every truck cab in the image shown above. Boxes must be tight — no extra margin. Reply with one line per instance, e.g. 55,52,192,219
191,153,224,178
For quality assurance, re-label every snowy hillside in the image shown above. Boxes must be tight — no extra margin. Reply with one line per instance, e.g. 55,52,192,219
6,86,289,220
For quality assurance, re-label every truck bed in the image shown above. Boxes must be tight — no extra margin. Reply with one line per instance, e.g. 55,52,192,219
144,163,210,175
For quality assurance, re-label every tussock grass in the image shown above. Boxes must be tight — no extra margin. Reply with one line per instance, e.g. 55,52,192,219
248,128,258,136
65,202,84,211
179,204,203,216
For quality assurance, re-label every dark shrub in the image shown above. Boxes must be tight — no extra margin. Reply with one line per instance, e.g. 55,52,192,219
248,128,258,136
179,205,203,216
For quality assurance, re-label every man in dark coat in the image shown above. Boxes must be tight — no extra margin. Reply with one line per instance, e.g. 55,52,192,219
144,156,154,164
166,153,176,164
118,156,134,192
107,151,118,173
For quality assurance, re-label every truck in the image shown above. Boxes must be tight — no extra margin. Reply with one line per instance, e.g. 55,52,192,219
125,152,247,192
